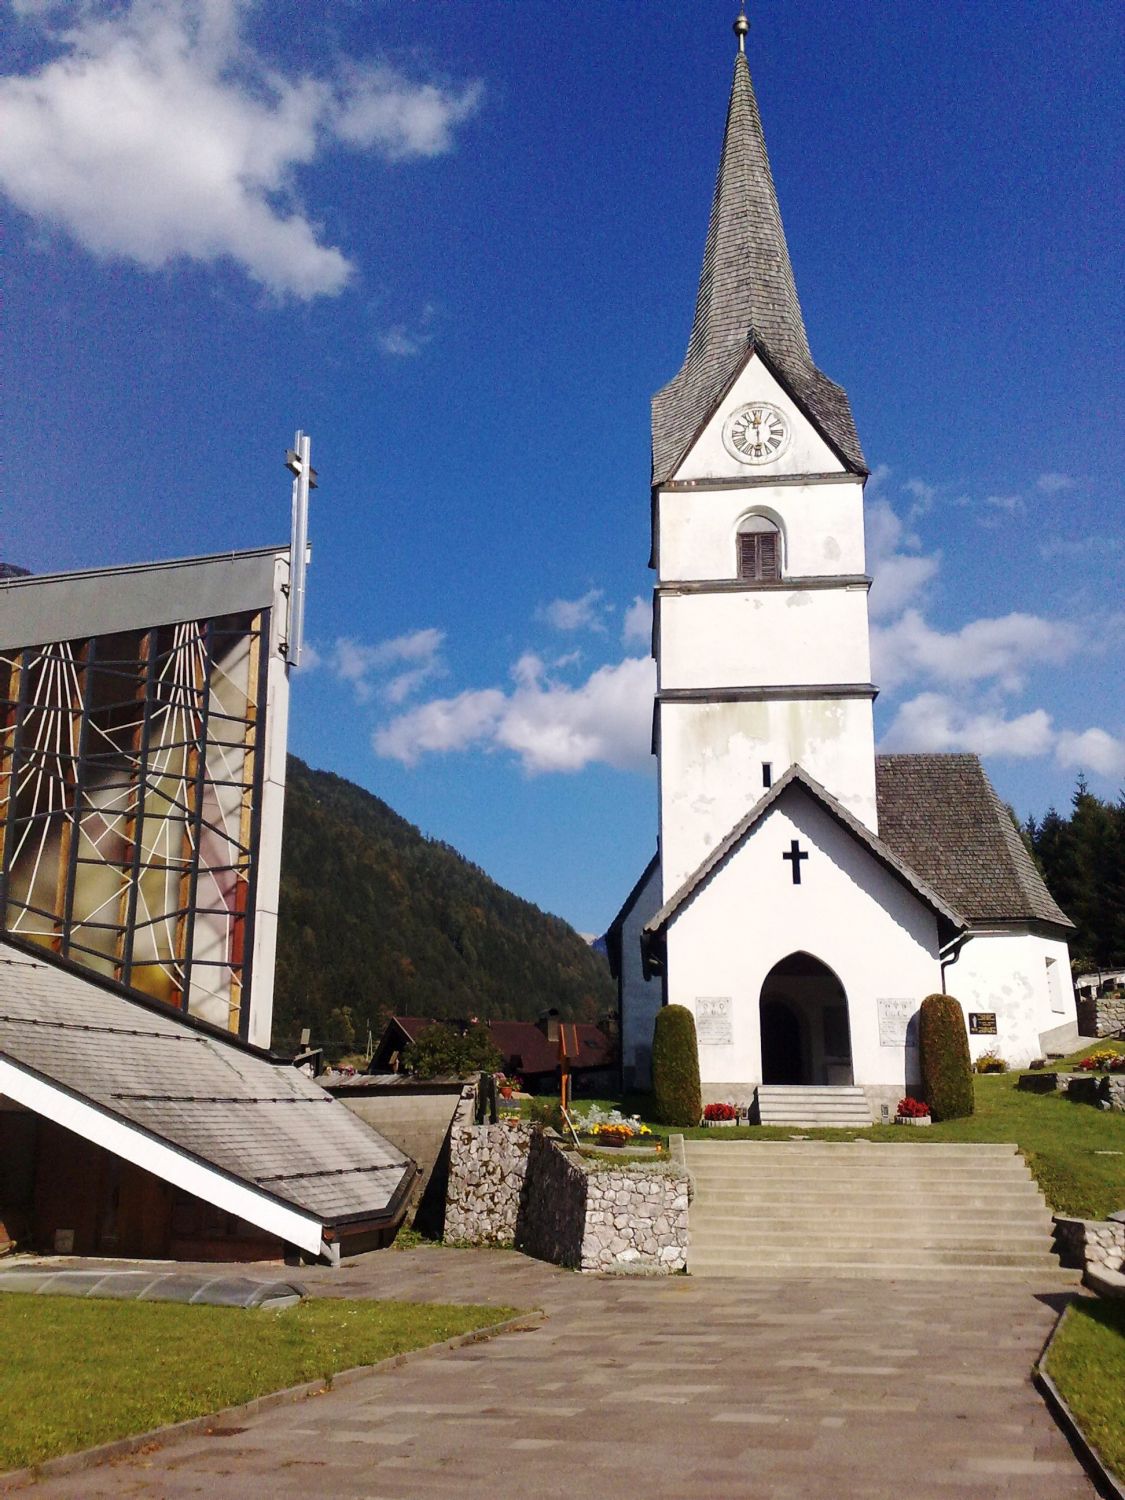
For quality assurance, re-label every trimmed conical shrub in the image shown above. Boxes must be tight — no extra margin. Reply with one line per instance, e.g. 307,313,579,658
652,1004,703,1127
918,993,974,1120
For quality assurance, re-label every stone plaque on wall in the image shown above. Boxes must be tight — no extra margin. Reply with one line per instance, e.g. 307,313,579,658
969,1012,998,1035
877,998,918,1048
696,996,733,1046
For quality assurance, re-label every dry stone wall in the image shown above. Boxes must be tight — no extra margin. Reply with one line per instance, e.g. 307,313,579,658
1053,1215,1125,1274
443,1119,530,1246
444,1121,691,1273
1078,994,1125,1039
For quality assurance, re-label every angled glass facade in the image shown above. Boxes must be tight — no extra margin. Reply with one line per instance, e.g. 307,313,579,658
0,610,269,1034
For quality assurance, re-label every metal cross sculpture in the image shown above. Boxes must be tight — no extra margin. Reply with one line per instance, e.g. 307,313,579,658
285,430,318,669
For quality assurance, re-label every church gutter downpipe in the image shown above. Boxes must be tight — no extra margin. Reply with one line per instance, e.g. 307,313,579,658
939,931,972,994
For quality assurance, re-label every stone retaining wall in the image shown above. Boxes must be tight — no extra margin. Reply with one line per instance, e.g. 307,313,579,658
1077,993,1125,1039
444,1121,691,1273
1053,1215,1125,1274
443,1120,530,1246
1017,1070,1125,1111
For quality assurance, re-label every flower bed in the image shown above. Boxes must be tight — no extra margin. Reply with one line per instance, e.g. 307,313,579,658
702,1102,740,1127
895,1096,931,1126
1076,1050,1125,1074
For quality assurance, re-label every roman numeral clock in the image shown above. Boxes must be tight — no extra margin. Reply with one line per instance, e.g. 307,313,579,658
722,401,790,463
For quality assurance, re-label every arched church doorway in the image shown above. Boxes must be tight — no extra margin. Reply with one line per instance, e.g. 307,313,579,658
759,953,852,1086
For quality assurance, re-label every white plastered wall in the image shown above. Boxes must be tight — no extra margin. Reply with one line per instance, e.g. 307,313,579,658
662,791,942,1096
673,355,846,484
946,928,1077,1069
658,587,873,690
657,479,867,581
617,860,663,1091
658,699,878,894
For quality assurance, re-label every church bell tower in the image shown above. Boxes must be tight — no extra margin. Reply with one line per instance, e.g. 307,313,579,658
652,11,876,900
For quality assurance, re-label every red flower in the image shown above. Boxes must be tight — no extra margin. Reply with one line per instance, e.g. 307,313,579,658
703,1101,739,1121
896,1096,930,1118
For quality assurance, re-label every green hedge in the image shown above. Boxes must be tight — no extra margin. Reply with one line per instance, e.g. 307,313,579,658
652,1005,702,1127
918,993,974,1120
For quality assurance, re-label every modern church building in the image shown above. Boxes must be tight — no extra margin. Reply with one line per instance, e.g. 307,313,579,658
609,17,1077,1122
0,535,417,1262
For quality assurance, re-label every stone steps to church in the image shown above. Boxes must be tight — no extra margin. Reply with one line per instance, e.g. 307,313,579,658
692,1226,1054,1252
688,1247,1063,1271
683,1139,1065,1277
685,1254,1079,1281
754,1085,874,1127
685,1141,1021,1157
687,1167,1042,1187
694,1203,1054,1227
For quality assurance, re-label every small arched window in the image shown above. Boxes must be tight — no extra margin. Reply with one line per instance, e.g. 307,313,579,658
737,515,782,581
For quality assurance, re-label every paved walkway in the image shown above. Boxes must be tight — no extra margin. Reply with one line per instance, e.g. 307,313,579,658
11,1249,1094,1499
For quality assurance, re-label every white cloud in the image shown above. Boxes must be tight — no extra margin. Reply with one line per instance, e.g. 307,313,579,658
872,609,1078,693
319,628,445,702
1037,472,1078,495
377,301,440,357
883,694,1125,777
0,0,481,298
881,694,1055,759
538,588,609,633
334,66,482,161
865,498,941,619
903,476,937,521
373,687,506,766
375,653,656,776
982,493,1024,516
622,596,652,648
1055,727,1125,778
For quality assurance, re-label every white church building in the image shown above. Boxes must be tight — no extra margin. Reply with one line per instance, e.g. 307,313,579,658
608,18,1077,1122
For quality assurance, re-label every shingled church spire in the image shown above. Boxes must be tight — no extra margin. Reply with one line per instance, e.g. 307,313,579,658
651,17,866,484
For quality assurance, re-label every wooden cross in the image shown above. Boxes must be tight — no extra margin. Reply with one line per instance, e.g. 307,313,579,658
782,839,808,885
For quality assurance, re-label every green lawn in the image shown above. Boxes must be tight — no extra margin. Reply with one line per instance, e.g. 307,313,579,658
543,1058,1125,1218
1045,1298,1125,1481
0,1294,518,1473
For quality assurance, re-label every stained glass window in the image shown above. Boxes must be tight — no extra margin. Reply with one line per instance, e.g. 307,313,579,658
0,611,268,1034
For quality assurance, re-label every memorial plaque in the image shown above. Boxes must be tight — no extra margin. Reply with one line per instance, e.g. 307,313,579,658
696,996,733,1046
969,1012,998,1035
877,997,919,1048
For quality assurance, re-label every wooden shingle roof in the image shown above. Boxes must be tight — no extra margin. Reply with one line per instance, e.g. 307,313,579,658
651,51,866,485
875,754,1073,929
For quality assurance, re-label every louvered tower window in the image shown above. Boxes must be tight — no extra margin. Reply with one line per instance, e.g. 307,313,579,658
737,517,782,581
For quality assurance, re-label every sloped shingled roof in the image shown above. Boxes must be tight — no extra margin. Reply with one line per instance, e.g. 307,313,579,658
0,943,414,1225
651,51,866,485
875,754,1073,929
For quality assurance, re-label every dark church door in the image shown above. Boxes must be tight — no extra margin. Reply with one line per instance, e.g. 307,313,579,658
760,1000,803,1084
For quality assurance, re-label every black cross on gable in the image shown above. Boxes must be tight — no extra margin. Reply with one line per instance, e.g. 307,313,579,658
782,839,808,885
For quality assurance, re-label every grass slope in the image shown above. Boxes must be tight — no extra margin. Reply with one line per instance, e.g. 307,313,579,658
274,756,615,1051
0,1295,516,1473
1045,1298,1125,1481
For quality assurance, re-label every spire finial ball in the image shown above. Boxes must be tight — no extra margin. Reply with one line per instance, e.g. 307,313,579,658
733,10,749,53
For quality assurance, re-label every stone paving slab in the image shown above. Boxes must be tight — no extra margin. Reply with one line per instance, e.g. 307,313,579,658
2,1249,1095,1499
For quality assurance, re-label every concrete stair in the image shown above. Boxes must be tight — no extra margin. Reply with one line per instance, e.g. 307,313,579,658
685,1140,1071,1279
754,1085,872,1127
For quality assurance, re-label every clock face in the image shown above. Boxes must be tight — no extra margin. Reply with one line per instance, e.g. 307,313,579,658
722,402,790,465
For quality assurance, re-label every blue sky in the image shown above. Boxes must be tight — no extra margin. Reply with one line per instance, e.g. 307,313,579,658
2,0,1122,935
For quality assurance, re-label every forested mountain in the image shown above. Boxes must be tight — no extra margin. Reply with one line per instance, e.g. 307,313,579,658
272,757,616,1054
1025,778,1125,969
